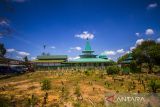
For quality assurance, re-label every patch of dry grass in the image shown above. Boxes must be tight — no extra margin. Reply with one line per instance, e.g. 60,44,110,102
0,69,160,107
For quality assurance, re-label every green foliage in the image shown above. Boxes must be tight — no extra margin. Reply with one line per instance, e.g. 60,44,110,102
73,101,81,107
0,96,11,107
0,43,6,57
75,86,81,98
106,65,120,75
61,86,69,100
23,56,28,62
26,94,38,107
84,70,90,76
41,79,51,90
148,79,160,93
130,61,141,73
132,40,160,73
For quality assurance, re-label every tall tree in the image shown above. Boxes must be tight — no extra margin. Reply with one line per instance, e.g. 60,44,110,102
0,43,6,57
132,40,160,73
23,56,28,62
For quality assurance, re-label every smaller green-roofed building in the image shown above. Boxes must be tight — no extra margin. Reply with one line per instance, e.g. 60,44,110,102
32,54,68,69
68,38,111,67
120,53,135,74
121,53,133,64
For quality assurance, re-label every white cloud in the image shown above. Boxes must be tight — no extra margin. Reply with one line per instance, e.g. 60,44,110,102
117,49,125,54
130,46,136,51
147,3,158,9
157,38,160,43
145,29,154,35
75,31,94,39
129,39,144,52
101,51,116,56
108,57,112,60
68,56,80,60
135,32,140,36
70,46,82,51
51,46,56,49
7,48,16,52
17,51,30,56
126,51,130,54
31,57,36,60
0,20,9,26
136,39,144,46
16,56,23,60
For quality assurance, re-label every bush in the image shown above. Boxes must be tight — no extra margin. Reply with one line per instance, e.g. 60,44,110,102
26,94,38,107
73,101,81,107
74,86,81,98
84,70,90,76
0,96,11,107
130,61,141,73
106,65,120,75
41,79,51,90
148,79,160,93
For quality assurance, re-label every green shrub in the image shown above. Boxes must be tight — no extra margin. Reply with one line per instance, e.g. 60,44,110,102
130,61,141,73
74,86,81,98
148,79,160,93
106,65,120,75
73,101,81,107
25,94,38,107
41,79,51,90
0,96,11,107
84,70,90,76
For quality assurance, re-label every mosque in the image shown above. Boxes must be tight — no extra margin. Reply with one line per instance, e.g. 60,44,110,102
32,39,112,69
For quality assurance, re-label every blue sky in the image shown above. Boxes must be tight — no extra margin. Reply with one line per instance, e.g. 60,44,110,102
0,0,160,61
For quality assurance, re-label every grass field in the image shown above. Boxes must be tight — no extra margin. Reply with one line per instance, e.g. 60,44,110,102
0,69,160,107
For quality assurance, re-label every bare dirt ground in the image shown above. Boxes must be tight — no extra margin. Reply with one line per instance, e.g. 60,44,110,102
0,70,160,107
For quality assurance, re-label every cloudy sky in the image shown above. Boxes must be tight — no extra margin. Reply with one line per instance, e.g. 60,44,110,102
0,0,160,61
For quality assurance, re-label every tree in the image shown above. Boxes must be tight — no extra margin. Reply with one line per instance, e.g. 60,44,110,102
23,56,28,62
0,43,6,57
132,40,160,73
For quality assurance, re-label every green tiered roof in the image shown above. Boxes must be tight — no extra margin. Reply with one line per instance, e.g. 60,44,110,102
32,60,65,63
32,54,68,63
70,39,110,63
69,58,110,63
121,53,133,64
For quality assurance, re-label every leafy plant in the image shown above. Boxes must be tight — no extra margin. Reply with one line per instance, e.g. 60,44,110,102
106,66,120,75
148,79,160,93
73,101,81,107
41,79,51,90
26,94,38,107
75,86,81,98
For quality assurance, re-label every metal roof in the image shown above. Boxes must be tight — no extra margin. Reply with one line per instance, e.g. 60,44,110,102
69,58,111,63
32,60,65,63
37,55,67,60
